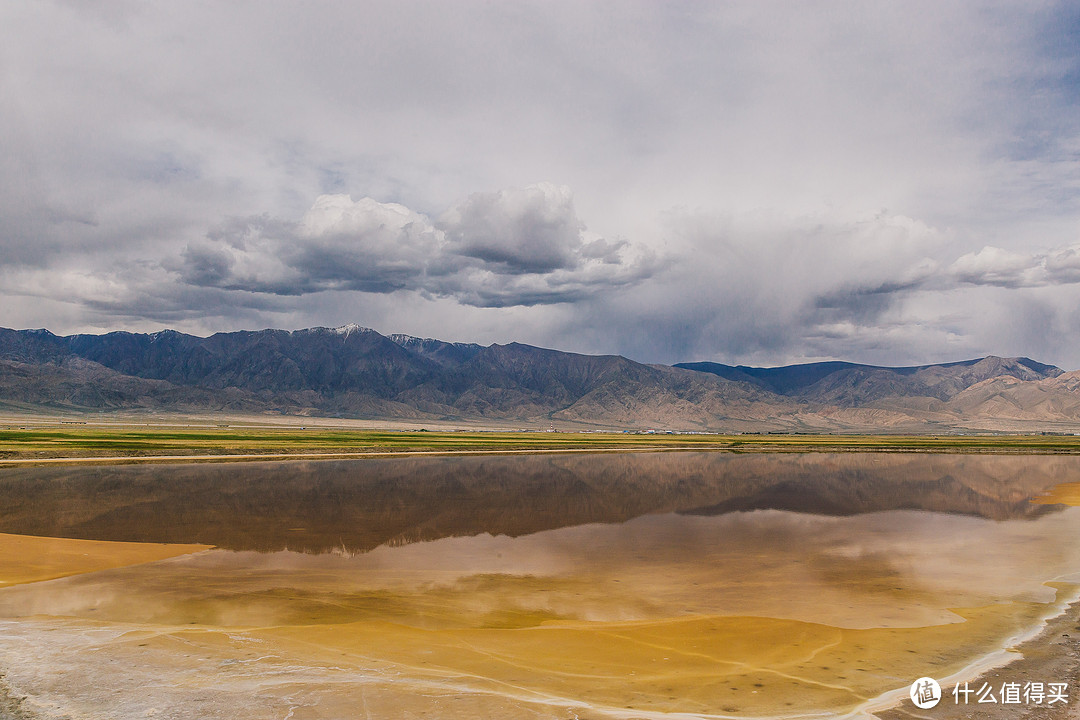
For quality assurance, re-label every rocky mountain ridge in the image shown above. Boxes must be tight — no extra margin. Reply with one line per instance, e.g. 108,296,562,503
0,325,1076,432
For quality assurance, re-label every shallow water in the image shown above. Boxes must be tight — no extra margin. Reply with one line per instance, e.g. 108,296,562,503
0,452,1078,718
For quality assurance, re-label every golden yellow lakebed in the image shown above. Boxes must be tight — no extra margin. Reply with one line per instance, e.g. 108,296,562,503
236,599,1053,718
0,532,209,587
1032,480,1080,506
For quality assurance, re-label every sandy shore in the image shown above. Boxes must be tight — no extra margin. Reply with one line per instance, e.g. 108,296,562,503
0,675,30,720
876,597,1080,720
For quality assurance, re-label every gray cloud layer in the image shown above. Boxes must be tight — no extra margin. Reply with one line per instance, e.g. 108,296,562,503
173,184,657,307
2,2,1080,366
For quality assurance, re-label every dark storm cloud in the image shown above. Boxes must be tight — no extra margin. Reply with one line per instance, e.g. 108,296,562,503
173,206,444,296
811,280,928,326
172,185,658,308
519,209,949,366
83,284,290,323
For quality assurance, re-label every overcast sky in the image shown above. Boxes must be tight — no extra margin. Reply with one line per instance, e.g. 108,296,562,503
3,2,1080,367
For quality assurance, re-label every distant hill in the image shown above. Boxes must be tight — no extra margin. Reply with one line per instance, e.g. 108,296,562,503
674,357,1063,404
0,325,1076,432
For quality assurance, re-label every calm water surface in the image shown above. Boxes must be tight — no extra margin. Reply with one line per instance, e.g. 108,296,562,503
0,452,1078,719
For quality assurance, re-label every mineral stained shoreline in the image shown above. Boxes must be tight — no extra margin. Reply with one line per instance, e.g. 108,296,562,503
876,597,1080,720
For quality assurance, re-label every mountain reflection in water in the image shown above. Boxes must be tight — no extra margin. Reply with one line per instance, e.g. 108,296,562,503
0,452,1072,554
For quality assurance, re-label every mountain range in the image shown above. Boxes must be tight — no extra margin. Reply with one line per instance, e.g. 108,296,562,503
1,324,1078,432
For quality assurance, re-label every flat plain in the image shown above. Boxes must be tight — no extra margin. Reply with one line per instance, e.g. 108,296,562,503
3,418,1080,465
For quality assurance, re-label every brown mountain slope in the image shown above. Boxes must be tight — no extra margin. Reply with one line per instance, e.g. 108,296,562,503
945,371,1080,422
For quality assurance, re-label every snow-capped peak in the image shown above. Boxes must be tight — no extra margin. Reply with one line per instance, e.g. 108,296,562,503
332,323,370,339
